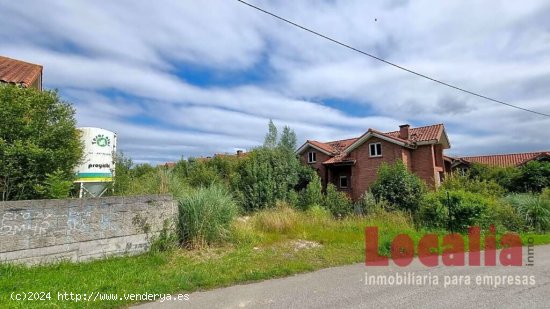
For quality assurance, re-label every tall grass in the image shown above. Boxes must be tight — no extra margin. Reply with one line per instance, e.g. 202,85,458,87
505,193,550,232
178,185,239,248
253,202,300,233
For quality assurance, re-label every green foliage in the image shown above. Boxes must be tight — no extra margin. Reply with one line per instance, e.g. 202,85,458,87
298,173,323,210
186,160,221,187
278,125,297,151
418,191,449,229
132,163,156,178
483,199,524,232
442,172,505,196
504,194,550,232
263,119,278,149
178,185,239,248
355,191,389,216
149,219,179,253
370,161,426,213
468,163,520,191
112,151,133,195
419,190,487,232
514,161,550,193
235,146,300,211
0,85,83,200
34,169,74,199
323,184,353,217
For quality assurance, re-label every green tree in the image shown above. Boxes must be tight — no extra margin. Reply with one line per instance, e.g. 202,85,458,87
370,161,426,213
323,184,353,217
299,173,323,210
278,125,297,151
263,119,278,149
34,169,74,199
113,151,133,195
0,85,83,200
514,161,550,193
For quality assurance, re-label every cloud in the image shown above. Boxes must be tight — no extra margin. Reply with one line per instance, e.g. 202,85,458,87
1,0,549,163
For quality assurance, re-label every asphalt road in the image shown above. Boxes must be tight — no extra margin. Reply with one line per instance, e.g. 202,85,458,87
134,245,550,309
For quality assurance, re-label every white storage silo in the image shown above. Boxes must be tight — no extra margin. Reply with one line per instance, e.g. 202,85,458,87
74,127,117,197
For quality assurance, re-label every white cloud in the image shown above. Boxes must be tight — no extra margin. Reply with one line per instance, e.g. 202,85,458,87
1,0,549,162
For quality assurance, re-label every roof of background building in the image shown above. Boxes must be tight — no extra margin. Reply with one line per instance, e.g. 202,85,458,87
458,151,550,167
0,56,43,87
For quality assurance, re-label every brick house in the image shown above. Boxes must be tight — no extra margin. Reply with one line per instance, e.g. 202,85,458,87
296,124,450,200
0,56,43,91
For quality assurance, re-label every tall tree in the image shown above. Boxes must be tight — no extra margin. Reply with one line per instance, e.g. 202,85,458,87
0,85,83,200
278,125,297,151
263,119,278,149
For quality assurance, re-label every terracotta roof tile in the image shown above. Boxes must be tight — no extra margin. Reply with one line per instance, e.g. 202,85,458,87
385,124,443,142
0,56,42,87
459,151,550,167
310,124,445,165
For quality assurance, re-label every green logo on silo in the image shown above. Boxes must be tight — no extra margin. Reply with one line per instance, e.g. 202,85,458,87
92,134,111,147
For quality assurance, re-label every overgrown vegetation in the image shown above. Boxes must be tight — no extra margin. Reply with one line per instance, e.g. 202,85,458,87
2,206,548,308
0,85,83,200
178,185,239,248
371,161,426,213
2,114,549,307
109,120,550,244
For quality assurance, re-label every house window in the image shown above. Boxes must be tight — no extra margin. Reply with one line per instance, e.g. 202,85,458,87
369,143,382,157
308,151,317,163
339,176,348,188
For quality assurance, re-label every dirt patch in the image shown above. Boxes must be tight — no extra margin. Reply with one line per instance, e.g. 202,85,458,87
291,239,322,252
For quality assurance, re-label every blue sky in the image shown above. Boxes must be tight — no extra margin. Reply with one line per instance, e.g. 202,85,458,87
1,0,549,164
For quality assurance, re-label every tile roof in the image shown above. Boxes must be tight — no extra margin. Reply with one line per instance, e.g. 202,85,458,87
303,124,445,164
385,124,443,143
459,151,550,167
0,56,42,87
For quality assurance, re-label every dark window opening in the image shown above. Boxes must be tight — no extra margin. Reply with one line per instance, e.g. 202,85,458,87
308,151,317,163
339,176,348,188
369,143,382,157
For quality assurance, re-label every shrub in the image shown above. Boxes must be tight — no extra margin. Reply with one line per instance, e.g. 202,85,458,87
419,190,490,232
468,163,520,192
504,194,550,232
178,185,239,248
483,199,524,232
442,173,505,197
235,146,302,211
34,169,74,199
323,184,353,217
252,202,299,233
187,161,221,187
418,191,449,229
355,191,389,216
299,173,323,210
514,161,550,193
149,219,179,253
370,161,426,213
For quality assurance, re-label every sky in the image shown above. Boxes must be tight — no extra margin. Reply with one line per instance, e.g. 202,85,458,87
1,0,549,164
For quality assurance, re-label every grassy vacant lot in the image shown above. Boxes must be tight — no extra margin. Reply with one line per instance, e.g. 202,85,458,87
1,206,549,309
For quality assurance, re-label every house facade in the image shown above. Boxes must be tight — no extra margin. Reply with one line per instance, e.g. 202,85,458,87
297,124,450,200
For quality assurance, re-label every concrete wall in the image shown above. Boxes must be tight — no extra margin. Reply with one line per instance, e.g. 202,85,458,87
0,195,176,265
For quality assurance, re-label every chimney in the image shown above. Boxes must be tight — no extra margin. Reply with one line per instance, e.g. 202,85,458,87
399,124,410,140
236,150,243,157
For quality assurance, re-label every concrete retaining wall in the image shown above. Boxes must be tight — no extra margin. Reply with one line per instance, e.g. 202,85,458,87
0,195,176,265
